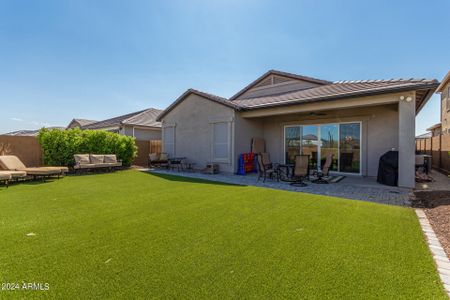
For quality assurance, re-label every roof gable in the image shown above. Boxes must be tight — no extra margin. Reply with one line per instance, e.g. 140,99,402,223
436,71,450,93
156,89,239,121
229,70,332,100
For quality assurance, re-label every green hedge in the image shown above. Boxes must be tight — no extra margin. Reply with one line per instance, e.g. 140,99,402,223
38,128,138,167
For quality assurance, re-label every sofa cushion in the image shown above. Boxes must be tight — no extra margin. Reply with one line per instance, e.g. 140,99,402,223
0,155,27,171
74,154,90,165
159,153,168,161
104,155,117,163
22,167,62,175
149,153,159,161
0,172,11,180
0,170,27,178
90,154,104,164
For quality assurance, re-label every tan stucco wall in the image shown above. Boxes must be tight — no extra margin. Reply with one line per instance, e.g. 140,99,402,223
122,125,161,141
160,94,236,173
237,104,399,177
441,81,450,134
234,115,264,157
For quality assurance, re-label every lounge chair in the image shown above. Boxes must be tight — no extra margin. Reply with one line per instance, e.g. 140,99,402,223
290,155,309,187
0,170,27,187
312,154,333,184
0,155,68,180
257,153,279,182
0,172,11,188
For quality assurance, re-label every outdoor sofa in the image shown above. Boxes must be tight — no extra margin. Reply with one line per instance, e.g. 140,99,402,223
0,155,68,181
74,154,122,173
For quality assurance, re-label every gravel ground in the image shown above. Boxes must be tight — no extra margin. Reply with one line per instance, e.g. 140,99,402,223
413,193,450,259
425,201,450,258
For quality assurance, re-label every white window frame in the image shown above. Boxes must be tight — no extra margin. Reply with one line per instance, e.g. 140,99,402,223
210,121,232,163
162,124,176,157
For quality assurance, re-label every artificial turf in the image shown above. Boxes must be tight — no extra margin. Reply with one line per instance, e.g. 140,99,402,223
0,170,446,299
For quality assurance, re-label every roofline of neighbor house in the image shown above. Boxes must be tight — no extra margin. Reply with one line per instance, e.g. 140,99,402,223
426,123,442,131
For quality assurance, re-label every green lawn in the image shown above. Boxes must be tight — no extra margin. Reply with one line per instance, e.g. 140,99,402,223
0,170,446,299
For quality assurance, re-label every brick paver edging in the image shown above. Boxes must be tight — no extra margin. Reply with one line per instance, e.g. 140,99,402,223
415,209,450,296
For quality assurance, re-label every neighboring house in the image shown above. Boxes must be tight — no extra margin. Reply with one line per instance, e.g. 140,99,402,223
80,108,162,141
66,119,97,129
426,123,442,137
436,71,450,135
416,132,432,140
3,126,65,136
157,70,439,188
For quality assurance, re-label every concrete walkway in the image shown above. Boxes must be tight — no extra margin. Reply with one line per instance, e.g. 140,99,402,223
143,169,411,206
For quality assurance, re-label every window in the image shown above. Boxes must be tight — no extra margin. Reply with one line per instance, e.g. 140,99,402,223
163,126,175,157
212,122,229,161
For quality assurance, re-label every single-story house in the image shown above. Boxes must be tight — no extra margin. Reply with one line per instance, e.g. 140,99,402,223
157,70,439,188
66,119,97,129
426,123,442,137
77,108,163,141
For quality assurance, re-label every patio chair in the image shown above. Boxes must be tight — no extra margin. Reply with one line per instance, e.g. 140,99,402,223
290,155,309,187
312,154,334,184
0,155,68,180
257,153,279,182
149,153,169,168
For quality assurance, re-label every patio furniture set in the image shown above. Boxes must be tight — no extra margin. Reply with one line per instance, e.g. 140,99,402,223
256,152,335,186
148,153,196,172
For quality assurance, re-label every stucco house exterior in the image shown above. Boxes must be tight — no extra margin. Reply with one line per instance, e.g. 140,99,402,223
157,70,439,188
436,71,450,135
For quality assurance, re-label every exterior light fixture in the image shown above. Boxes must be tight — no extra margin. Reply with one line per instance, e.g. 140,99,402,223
406,96,413,102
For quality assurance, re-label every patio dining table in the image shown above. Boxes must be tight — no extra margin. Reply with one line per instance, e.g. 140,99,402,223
168,157,187,171
277,163,294,182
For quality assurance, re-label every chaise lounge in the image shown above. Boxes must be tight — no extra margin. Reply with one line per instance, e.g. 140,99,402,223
0,155,68,180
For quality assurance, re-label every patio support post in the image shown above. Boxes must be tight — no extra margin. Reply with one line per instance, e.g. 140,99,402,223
398,93,416,188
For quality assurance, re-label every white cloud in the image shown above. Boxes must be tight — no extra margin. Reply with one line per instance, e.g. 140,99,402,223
9,117,23,122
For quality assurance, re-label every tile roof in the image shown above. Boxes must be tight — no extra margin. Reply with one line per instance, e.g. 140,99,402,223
4,127,65,136
82,108,162,130
230,78,439,109
72,119,97,127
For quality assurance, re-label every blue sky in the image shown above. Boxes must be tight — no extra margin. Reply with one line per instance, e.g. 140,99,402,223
0,0,448,134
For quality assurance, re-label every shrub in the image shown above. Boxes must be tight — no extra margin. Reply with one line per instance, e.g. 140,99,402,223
38,128,138,167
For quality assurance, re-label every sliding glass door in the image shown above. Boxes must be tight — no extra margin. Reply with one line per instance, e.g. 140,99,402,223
284,122,361,174
285,126,301,164
339,123,361,173
320,124,338,172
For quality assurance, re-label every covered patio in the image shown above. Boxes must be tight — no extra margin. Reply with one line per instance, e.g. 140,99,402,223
144,168,411,206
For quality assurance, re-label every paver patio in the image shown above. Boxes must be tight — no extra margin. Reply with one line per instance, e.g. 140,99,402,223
146,169,411,206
